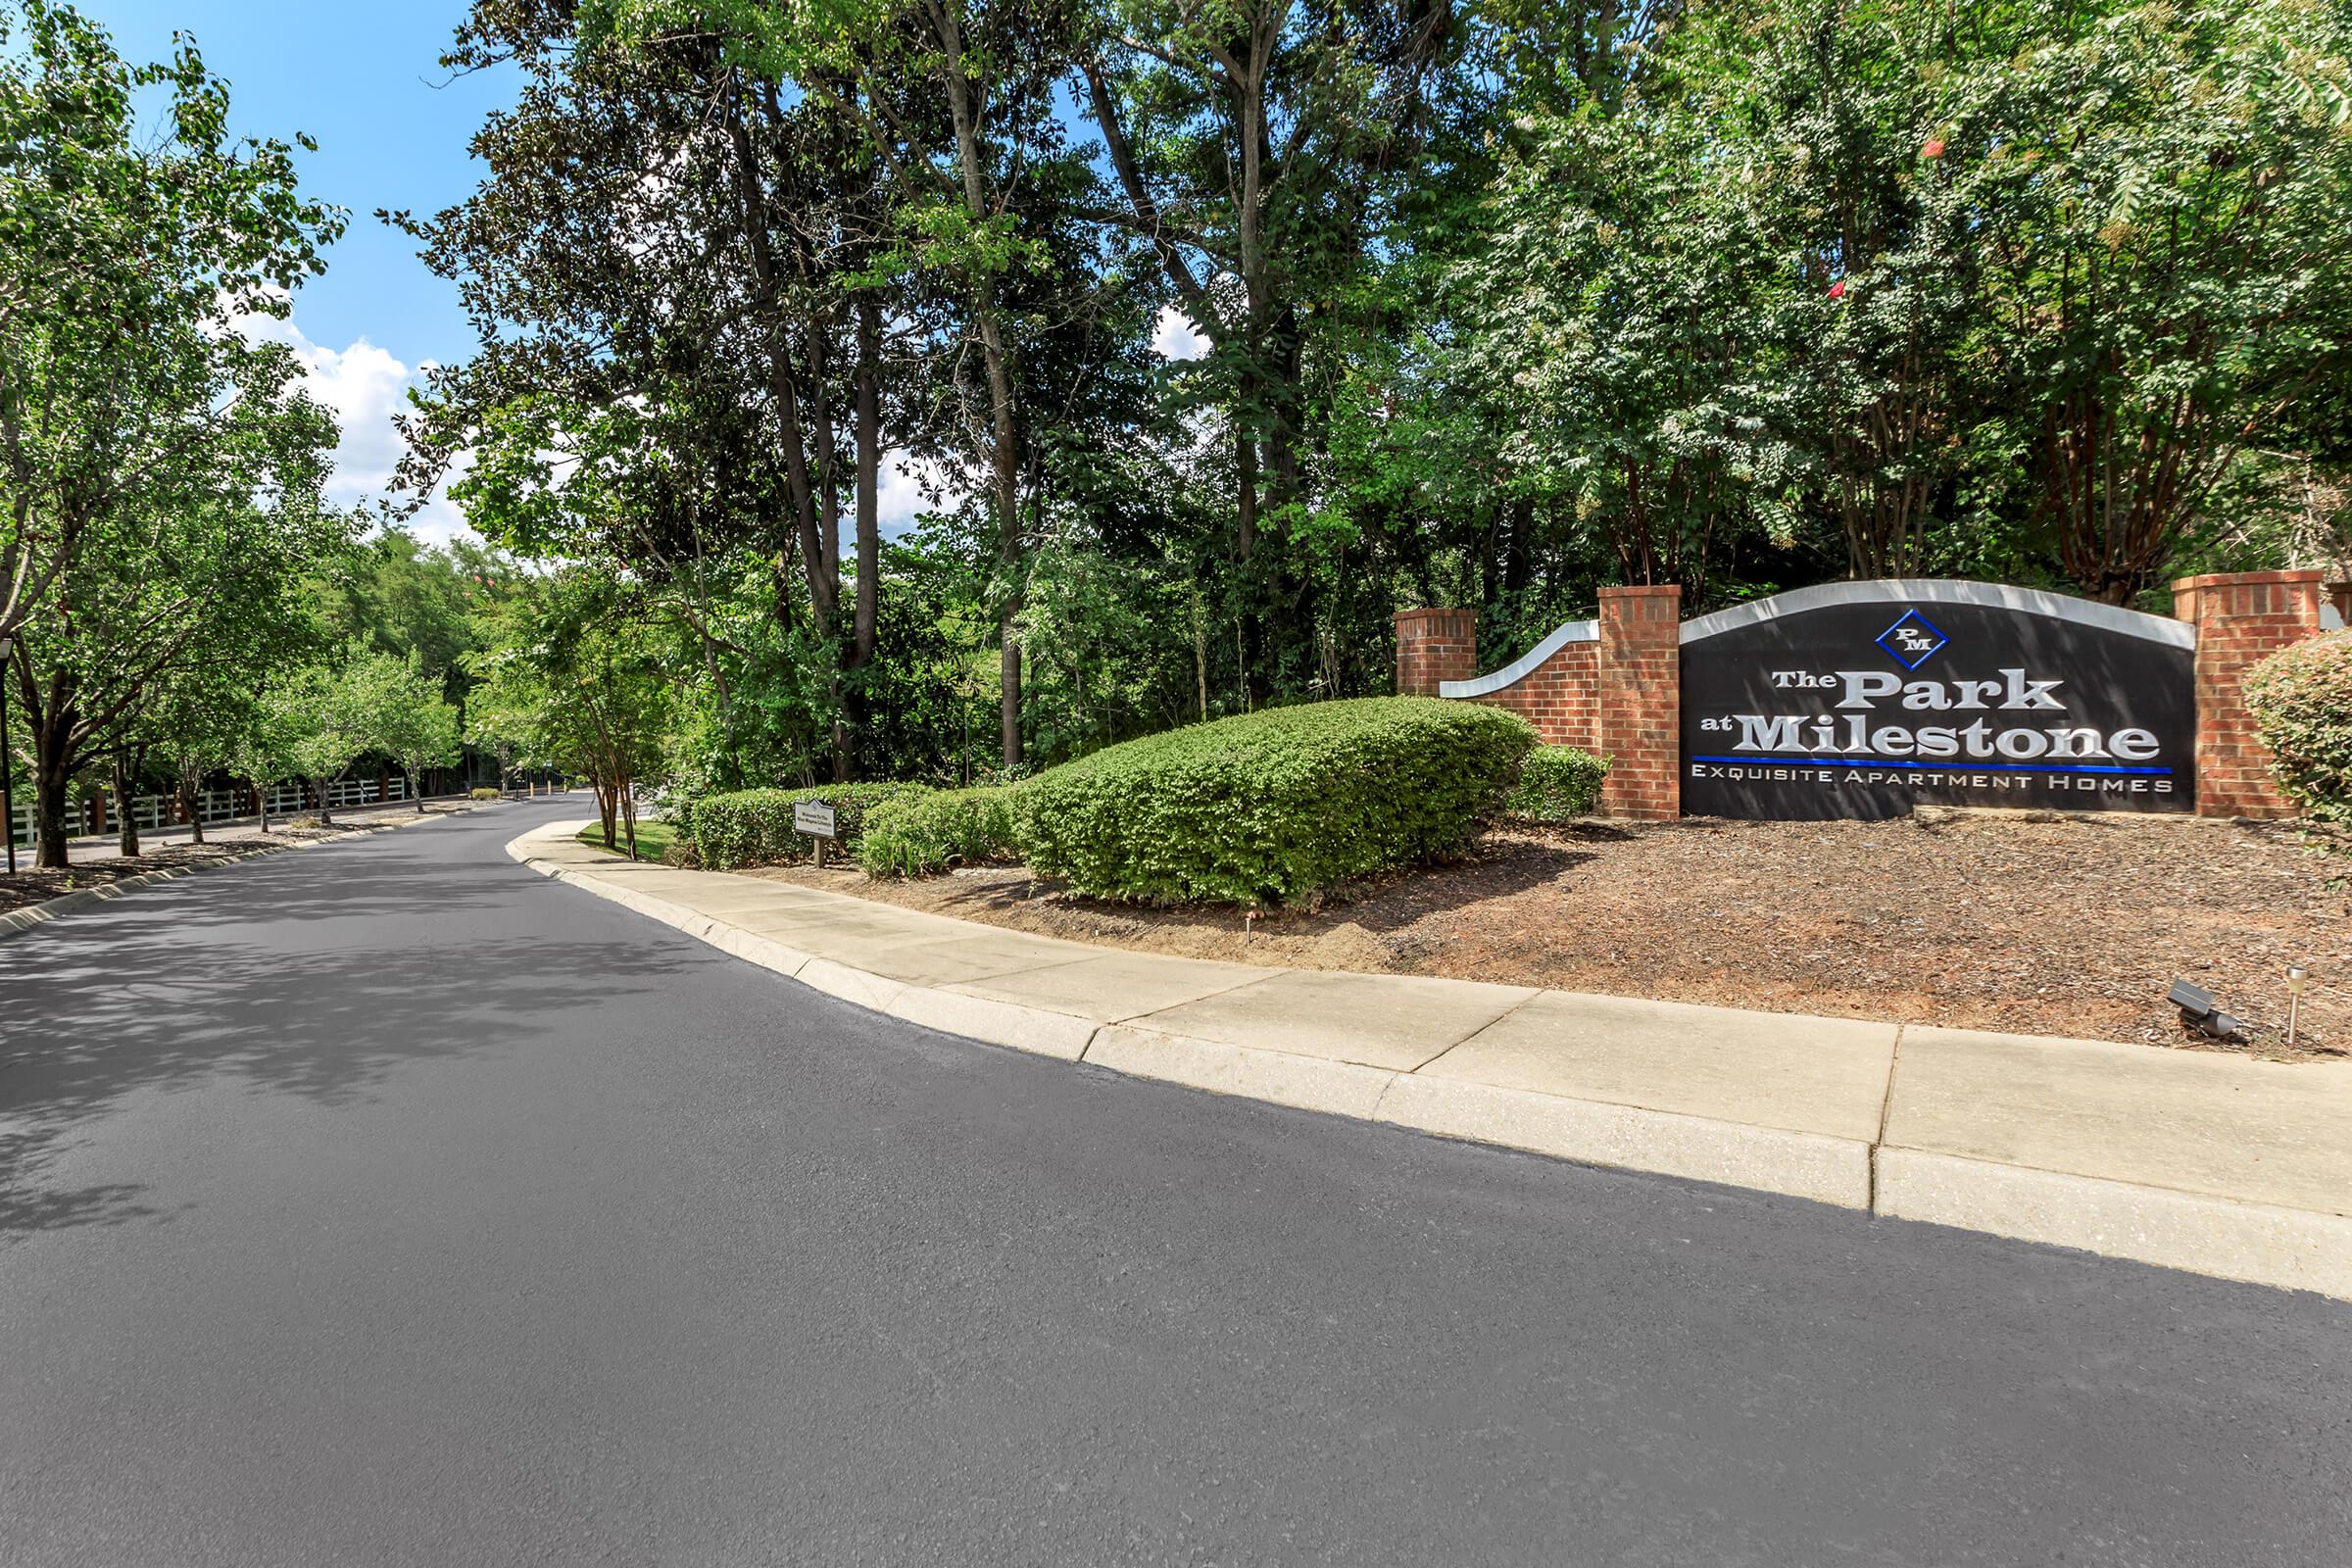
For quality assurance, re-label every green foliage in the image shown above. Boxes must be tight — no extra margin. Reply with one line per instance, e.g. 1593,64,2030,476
1507,746,1610,820
675,782,934,870
0,0,344,647
2244,631,2352,822
275,645,417,794
382,659,464,800
858,786,1021,877
469,786,504,802
464,571,676,847
1011,697,1539,906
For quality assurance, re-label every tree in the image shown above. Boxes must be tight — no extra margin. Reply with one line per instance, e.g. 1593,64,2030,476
589,0,1102,768
383,661,464,809
0,1,342,650
1083,0,1459,699
466,572,675,855
1966,0,2352,602
11,482,348,866
403,1,906,783
144,665,259,847
277,648,413,828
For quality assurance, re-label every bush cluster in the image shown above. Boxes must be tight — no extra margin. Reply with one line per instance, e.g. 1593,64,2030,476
858,787,1022,877
1506,745,1610,819
468,786,504,802
2244,630,2352,822
674,781,931,869
1013,696,1538,905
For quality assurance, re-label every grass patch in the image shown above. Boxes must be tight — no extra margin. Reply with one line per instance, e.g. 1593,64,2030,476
577,819,678,861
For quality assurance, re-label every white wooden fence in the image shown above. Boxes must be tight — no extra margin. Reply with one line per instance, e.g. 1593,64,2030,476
5,775,410,849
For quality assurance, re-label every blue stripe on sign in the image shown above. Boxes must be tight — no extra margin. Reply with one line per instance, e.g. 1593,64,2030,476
1689,755,2173,776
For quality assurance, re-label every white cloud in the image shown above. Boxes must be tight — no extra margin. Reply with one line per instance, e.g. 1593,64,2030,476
237,313,475,548
1152,304,1210,363
878,453,964,538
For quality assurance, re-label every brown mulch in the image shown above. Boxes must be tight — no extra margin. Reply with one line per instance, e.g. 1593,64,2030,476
750,812,2352,1062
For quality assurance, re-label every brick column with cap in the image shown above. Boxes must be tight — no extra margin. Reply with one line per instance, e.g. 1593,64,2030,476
1394,608,1477,696
2173,568,2328,819
1596,584,1682,820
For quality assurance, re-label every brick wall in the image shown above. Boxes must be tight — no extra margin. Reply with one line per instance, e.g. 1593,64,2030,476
1393,608,1477,696
1397,588,1679,821
2174,569,2328,819
1595,585,1682,820
1471,640,1602,752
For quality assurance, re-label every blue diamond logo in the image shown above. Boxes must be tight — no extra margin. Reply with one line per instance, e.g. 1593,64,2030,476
1876,609,1948,670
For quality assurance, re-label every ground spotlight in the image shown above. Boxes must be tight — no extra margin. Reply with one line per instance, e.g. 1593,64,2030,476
2167,980,2245,1043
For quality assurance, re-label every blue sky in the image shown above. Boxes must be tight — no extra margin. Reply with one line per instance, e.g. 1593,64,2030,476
99,2,502,366
95,1,512,541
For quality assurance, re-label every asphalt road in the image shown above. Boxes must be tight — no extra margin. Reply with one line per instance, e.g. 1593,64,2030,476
2,801,2345,1567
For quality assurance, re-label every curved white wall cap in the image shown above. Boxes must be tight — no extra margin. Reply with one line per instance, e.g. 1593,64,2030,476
1440,618,1598,698
1679,578,2197,651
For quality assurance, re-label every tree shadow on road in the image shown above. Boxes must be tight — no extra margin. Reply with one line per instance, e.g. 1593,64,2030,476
0,849,715,1239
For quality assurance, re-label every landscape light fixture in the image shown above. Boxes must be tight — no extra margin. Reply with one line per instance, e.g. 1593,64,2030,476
2285,965,2310,1053
2168,979,2246,1043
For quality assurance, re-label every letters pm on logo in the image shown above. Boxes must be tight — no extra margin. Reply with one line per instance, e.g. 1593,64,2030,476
1875,609,1948,670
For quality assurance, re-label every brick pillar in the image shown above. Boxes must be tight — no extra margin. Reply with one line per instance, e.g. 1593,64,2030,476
1394,608,1477,696
2173,569,2328,819
1596,584,1682,820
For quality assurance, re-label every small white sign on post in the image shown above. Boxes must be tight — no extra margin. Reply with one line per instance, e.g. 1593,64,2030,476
794,799,837,864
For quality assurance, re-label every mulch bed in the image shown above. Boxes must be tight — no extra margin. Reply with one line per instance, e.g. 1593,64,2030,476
755,811,2352,1062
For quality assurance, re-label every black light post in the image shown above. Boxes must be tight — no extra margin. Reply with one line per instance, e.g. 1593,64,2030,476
1,632,16,875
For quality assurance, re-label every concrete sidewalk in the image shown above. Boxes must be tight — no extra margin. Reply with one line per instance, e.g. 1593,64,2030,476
513,820,2352,1298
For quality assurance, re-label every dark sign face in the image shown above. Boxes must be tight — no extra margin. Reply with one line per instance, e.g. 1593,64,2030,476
1680,585,2197,820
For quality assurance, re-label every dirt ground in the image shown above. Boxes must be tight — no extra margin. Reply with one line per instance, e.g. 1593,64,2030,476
754,811,2352,1061
0,805,474,918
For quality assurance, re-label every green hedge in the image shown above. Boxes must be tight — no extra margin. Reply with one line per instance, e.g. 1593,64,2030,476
859,786,1022,877
1010,696,1538,905
1507,745,1610,819
2245,629,2352,822
468,786,503,802
674,782,933,869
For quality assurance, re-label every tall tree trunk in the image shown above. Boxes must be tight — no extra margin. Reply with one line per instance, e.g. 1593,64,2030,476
114,752,139,858
930,6,1026,766
1235,412,1266,707
180,757,205,845
837,295,883,782
31,717,72,869
25,666,75,869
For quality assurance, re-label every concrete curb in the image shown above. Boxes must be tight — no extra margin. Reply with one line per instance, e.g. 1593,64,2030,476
509,823,2352,1299
1874,1148,2352,1300
0,808,486,944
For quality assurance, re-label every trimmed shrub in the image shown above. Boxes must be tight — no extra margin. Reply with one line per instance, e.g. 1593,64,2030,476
1012,696,1539,905
1507,745,1610,819
680,781,933,869
2244,629,2352,821
468,786,503,802
859,786,1021,877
